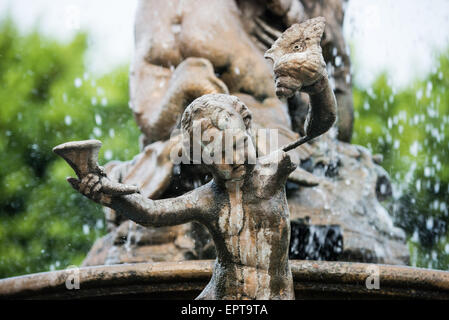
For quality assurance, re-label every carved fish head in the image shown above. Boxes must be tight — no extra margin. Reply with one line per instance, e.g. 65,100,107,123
265,17,326,98
264,16,326,63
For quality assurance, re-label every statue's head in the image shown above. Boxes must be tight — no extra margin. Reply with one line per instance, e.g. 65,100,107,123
264,16,326,98
181,94,256,181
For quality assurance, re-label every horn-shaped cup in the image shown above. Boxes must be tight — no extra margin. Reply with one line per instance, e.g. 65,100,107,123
53,140,138,195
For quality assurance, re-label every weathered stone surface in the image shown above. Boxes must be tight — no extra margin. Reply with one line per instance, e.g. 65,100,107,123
81,0,408,270
82,222,198,266
59,9,409,299
77,93,301,300
288,134,408,265
130,0,353,145
2,261,448,300
83,134,408,267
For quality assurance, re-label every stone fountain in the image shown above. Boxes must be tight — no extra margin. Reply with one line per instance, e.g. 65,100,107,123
81,0,407,268
1,0,448,300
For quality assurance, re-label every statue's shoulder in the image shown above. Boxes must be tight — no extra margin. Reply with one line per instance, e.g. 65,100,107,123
248,151,296,198
255,150,296,178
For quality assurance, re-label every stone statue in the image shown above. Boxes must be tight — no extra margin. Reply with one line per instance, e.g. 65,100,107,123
130,0,351,146
56,17,337,300
77,0,407,268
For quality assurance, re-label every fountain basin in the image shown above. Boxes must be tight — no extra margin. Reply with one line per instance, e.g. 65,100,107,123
0,260,448,299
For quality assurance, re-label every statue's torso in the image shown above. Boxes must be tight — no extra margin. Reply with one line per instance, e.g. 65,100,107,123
200,161,294,300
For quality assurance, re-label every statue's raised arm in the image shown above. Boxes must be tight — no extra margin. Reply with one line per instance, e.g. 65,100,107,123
264,17,337,150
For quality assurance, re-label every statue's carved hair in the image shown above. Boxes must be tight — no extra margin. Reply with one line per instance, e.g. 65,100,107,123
181,94,252,139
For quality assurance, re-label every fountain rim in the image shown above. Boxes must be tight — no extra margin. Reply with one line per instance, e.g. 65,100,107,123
1,260,448,299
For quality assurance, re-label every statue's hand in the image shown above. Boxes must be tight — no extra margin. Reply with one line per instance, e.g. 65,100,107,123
272,49,327,98
170,57,229,98
67,168,139,205
67,173,112,205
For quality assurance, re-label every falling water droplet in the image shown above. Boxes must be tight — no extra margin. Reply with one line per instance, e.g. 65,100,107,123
74,78,82,88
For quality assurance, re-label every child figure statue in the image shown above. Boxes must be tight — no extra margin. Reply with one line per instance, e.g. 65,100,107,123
60,17,336,300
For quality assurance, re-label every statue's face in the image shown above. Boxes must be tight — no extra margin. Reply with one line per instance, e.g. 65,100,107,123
198,107,255,181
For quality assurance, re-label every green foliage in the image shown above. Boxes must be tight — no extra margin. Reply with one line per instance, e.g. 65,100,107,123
352,49,449,270
0,18,140,278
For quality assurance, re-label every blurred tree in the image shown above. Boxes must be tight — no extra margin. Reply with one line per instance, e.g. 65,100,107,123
352,48,449,270
0,18,140,278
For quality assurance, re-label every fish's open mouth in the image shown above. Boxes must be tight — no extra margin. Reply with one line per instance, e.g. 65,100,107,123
274,76,301,98
275,85,295,98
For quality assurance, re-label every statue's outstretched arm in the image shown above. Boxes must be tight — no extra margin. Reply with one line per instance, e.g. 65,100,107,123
107,190,204,228
68,173,207,228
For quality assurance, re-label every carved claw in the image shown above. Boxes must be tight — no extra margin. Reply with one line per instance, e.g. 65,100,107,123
254,17,282,42
288,167,320,187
